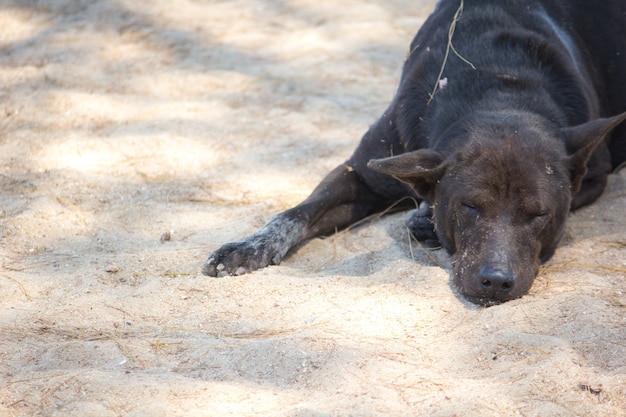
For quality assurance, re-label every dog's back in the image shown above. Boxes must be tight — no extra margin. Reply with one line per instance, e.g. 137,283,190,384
396,0,626,158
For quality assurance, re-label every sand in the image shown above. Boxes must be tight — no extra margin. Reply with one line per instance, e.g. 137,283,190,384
1,0,625,416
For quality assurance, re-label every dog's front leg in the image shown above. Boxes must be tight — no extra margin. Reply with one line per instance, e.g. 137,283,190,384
203,163,387,276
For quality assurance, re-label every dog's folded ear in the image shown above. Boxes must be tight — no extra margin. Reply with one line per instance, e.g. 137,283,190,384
367,149,445,200
562,112,626,193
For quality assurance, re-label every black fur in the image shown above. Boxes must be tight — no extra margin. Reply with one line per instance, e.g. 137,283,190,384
203,0,626,305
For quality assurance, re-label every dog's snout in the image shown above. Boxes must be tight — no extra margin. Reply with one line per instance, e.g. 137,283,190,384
478,265,515,297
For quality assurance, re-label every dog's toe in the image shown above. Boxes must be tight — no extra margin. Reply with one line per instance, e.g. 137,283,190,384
202,257,221,277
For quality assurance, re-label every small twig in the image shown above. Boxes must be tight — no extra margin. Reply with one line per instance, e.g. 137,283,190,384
450,40,476,70
31,373,79,417
407,228,416,263
104,304,134,318
497,343,551,355
103,332,137,364
408,231,446,269
541,261,626,274
614,160,626,172
427,0,476,104
1,274,32,300
6,373,68,386
335,196,418,235
161,271,192,278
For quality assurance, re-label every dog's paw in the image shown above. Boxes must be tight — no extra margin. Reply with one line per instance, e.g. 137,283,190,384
406,202,440,247
203,215,304,277
202,239,279,277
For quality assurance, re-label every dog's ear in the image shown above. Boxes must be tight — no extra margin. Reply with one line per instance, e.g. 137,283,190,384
367,149,445,200
562,112,626,193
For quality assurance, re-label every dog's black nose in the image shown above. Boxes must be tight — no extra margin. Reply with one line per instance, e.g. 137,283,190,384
478,265,515,298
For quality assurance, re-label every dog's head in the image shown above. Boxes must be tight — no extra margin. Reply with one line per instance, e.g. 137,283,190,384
368,112,626,305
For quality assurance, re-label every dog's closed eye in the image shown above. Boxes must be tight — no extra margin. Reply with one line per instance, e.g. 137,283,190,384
529,212,550,230
461,202,478,212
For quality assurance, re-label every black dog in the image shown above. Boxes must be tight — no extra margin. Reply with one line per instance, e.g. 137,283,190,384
204,0,626,305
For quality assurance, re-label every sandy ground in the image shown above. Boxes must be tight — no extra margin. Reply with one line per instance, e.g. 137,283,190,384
0,0,625,416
